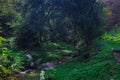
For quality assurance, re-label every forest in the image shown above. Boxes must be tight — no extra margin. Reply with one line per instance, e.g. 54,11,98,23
1,0,120,80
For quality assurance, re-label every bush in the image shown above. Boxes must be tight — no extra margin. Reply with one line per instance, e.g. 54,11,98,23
0,49,26,79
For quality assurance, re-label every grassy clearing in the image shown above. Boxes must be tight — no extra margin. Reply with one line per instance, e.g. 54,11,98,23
45,30,120,80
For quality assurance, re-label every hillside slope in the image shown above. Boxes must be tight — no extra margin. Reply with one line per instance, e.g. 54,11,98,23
46,30,120,80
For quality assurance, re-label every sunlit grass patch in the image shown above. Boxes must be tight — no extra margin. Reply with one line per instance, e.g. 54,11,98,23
62,50,73,53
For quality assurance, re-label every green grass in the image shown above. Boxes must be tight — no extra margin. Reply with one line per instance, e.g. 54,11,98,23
45,30,120,80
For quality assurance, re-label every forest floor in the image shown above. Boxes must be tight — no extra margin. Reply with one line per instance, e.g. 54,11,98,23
22,30,120,80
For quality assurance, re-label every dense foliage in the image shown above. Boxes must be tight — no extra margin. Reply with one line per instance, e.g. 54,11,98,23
15,0,103,49
1,0,120,80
